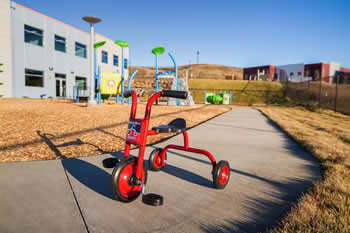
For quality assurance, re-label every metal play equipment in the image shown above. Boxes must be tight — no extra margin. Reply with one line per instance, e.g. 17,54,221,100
127,69,139,105
152,46,179,105
103,90,230,205
114,40,130,104
152,46,165,104
94,41,106,104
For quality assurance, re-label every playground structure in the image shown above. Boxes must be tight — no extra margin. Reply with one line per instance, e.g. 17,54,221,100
205,91,233,105
104,90,230,205
75,43,194,106
152,46,194,106
75,40,132,104
152,46,179,105
114,40,129,104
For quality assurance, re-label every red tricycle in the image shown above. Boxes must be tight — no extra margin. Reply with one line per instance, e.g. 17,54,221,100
107,90,230,204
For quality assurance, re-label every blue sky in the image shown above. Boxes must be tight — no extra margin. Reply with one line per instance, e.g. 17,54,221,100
16,0,349,68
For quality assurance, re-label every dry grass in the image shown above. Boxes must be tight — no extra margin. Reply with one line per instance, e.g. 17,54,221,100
0,98,229,162
258,106,350,233
188,79,283,90
189,80,284,105
130,64,243,80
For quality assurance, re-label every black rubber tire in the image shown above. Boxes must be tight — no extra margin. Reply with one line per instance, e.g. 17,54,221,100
148,148,167,171
102,157,119,168
213,160,230,189
111,157,148,202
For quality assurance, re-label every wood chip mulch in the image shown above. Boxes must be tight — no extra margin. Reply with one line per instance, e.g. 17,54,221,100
0,99,229,162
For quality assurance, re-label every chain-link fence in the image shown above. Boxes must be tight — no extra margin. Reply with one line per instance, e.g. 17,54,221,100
283,76,350,115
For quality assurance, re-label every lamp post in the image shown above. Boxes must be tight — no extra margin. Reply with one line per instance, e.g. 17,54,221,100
82,16,101,105
114,40,129,104
196,50,200,65
152,46,165,104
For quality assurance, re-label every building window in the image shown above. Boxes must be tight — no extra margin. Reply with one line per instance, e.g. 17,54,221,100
102,51,108,64
113,55,119,66
75,42,87,58
25,68,44,87
24,25,43,47
298,71,302,76
290,72,294,76
75,76,87,90
54,35,66,53
124,58,128,69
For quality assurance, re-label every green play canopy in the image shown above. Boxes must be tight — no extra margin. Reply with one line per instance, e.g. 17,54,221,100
94,41,106,50
114,40,130,48
152,46,165,56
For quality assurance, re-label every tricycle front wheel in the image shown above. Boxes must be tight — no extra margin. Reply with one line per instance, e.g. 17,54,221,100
111,157,147,202
213,160,230,189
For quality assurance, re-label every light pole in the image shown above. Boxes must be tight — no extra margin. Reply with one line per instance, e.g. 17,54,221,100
83,16,101,105
196,50,200,79
196,50,200,65
114,40,130,104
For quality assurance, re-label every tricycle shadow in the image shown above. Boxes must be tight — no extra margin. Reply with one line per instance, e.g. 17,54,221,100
61,158,115,200
160,163,214,188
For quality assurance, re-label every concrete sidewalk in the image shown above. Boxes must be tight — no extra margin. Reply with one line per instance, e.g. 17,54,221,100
0,108,321,233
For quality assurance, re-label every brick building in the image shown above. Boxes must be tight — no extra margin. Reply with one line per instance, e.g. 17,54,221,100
243,62,350,83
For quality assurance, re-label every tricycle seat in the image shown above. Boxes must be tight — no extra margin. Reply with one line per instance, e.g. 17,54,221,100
152,118,186,133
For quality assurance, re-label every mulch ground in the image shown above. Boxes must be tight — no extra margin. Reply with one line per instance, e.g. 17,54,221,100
0,99,229,162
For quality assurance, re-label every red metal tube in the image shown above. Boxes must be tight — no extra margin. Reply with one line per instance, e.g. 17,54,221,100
183,131,189,149
147,130,158,136
161,144,217,170
136,145,146,178
144,92,162,121
129,91,137,120
123,143,131,158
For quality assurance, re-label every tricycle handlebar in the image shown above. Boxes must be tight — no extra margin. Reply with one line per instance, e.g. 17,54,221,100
161,90,187,99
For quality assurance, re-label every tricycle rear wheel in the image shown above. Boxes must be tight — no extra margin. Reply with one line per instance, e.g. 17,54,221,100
213,160,230,189
149,148,167,171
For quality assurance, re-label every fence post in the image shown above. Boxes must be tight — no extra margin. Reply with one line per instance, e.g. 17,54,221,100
204,89,206,104
335,76,338,112
307,79,310,100
319,77,322,108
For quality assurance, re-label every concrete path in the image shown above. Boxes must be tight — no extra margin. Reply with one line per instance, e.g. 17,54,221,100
0,108,321,233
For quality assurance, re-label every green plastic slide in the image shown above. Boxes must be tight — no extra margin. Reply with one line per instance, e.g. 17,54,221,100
206,94,223,104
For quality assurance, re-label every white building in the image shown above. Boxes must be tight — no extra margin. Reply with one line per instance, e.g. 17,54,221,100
0,0,129,98
276,63,305,82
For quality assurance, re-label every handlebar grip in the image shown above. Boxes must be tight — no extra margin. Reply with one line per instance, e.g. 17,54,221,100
161,90,188,99
124,91,132,98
